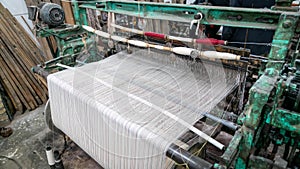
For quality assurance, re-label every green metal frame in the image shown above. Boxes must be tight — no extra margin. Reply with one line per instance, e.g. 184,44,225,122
37,24,98,71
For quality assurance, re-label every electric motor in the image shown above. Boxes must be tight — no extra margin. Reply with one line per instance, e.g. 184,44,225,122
39,3,65,27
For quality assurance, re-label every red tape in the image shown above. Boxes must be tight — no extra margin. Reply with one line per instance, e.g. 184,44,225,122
144,32,165,39
195,38,225,45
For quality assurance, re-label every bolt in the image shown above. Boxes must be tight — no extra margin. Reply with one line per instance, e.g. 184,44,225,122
283,20,292,28
236,15,243,21
194,13,203,20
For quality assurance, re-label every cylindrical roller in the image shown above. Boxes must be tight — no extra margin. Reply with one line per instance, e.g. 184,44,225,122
195,38,226,45
200,51,240,60
45,146,55,168
128,40,148,47
111,35,127,43
167,143,212,169
144,32,165,39
204,113,239,130
172,47,197,56
169,35,193,43
82,25,239,61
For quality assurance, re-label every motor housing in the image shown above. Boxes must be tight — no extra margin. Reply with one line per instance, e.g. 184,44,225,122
28,3,65,27
40,3,65,26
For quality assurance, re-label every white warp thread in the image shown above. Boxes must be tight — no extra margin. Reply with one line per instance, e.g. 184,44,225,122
48,50,240,169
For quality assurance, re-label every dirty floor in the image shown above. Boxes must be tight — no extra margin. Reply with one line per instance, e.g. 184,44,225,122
0,105,103,169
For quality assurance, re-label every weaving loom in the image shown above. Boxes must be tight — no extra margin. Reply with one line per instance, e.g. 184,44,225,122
48,50,240,169
30,1,300,168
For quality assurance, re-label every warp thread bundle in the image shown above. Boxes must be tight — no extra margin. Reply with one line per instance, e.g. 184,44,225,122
48,50,240,169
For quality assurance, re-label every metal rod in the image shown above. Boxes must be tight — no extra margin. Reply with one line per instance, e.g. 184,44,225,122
32,66,49,79
204,113,240,131
166,143,212,169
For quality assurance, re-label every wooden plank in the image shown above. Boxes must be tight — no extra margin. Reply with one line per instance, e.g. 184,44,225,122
0,5,48,101
0,71,23,113
61,1,75,24
0,18,47,104
0,55,31,109
38,37,54,61
0,47,36,110
21,16,51,62
51,0,61,5
0,3,48,111
49,36,58,55
0,80,15,118
0,39,41,106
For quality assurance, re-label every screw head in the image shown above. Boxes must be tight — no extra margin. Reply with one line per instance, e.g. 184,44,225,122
283,20,292,28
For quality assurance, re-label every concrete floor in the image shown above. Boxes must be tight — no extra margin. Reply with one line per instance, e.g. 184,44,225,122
0,105,103,169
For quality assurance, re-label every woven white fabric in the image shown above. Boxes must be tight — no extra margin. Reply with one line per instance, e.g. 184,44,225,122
48,50,240,169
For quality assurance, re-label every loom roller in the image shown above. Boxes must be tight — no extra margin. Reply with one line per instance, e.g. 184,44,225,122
82,25,241,60
81,25,267,69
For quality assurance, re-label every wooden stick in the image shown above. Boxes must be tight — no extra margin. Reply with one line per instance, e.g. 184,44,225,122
0,5,48,99
0,39,39,107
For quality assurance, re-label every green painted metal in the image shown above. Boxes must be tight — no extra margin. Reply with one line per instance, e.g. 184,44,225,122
79,1,296,30
72,0,81,25
267,109,300,134
266,14,299,71
220,131,243,166
235,73,279,169
37,25,98,70
275,0,293,7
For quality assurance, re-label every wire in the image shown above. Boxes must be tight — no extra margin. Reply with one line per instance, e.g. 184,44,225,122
228,41,282,48
0,155,22,169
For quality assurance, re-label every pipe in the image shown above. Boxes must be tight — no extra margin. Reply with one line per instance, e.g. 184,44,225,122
45,146,55,169
166,143,212,169
82,25,240,60
204,113,239,130
32,66,49,79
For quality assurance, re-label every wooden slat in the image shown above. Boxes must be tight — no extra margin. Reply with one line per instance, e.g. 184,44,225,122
0,3,49,112
0,58,30,110
0,75,23,113
38,37,55,61
51,0,61,5
61,1,75,24
0,16,47,103
0,41,38,106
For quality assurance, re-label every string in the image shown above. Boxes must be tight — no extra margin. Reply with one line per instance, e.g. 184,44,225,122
191,86,238,159
227,41,282,48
